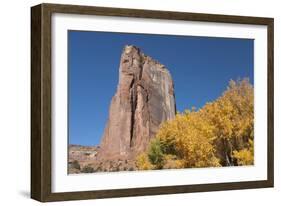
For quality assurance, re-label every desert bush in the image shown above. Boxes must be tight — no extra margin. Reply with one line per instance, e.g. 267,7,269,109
81,165,94,173
69,160,80,170
136,153,154,170
162,154,185,169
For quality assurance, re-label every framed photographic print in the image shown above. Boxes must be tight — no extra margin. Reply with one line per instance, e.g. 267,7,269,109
31,3,274,202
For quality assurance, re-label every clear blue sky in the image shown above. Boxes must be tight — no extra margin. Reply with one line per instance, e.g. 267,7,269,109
68,30,253,146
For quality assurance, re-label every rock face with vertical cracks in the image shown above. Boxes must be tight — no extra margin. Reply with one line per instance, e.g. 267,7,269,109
99,45,176,160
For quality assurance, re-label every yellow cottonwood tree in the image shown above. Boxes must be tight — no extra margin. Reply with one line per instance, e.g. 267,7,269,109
233,139,254,165
136,78,254,170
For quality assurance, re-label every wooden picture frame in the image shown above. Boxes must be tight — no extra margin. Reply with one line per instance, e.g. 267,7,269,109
31,3,274,202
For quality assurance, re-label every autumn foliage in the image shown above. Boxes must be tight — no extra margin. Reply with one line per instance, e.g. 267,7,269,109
136,79,254,170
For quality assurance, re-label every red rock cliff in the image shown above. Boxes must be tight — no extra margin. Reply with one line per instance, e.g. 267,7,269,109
99,45,176,160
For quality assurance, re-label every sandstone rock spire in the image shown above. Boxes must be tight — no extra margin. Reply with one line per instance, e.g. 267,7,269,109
99,45,176,160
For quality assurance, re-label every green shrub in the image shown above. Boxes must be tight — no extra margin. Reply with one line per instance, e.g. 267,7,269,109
147,138,164,169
